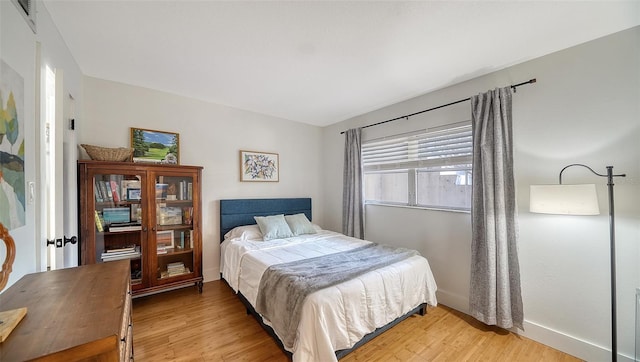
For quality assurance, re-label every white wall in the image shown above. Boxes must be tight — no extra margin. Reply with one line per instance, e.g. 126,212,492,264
4,2,638,359
0,1,37,286
81,77,324,281
0,0,83,287
322,27,640,361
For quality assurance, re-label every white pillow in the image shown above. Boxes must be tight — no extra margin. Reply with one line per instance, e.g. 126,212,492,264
224,224,263,241
284,213,317,236
254,214,294,241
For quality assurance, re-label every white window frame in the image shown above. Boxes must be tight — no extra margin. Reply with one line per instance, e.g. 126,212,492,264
362,120,473,212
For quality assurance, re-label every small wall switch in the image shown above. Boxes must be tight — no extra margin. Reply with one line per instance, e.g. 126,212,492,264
28,181,35,204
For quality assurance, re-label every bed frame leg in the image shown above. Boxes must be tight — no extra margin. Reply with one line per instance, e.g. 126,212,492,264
419,305,426,316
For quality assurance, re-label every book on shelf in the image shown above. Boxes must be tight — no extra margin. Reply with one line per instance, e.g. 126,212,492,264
102,250,139,257
182,207,193,225
161,270,189,279
99,181,112,202
94,180,104,202
176,180,194,200
167,263,185,272
166,269,185,274
102,250,139,258
109,221,141,227
102,252,141,261
108,222,142,232
168,267,189,274
101,246,141,261
175,230,194,249
102,245,138,253
109,226,142,232
156,244,174,254
94,210,104,232
105,245,137,253
103,207,131,224
161,263,190,279
110,180,120,202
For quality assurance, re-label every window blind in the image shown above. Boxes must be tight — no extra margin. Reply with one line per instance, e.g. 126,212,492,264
362,121,472,172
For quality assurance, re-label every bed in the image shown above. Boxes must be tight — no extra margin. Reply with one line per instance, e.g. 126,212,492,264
219,198,437,361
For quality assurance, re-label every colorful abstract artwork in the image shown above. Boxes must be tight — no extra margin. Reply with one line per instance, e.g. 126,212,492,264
240,150,279,182
0,59,25,230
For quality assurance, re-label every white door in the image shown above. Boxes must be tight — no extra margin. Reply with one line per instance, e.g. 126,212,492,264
62,93,78,267
41,62,75,270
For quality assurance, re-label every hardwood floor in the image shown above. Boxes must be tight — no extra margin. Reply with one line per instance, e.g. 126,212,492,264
132,280,580,361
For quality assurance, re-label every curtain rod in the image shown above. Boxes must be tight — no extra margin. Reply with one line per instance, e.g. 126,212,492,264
340,78,537,134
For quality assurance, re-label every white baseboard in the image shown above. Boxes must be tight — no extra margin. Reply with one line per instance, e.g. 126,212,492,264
434,289,634,362
203,267,220,283
435,289,469,314
519,320,633,362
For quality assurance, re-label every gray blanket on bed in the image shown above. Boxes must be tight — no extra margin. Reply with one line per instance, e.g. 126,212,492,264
255,242,419,350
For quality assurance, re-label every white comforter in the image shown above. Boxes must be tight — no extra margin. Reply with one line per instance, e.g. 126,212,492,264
220,229,438,362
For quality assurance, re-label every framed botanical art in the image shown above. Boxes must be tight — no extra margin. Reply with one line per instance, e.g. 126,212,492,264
131,127,179,164
240,150,279,182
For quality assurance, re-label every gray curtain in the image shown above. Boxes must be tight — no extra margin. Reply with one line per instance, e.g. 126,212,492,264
469,87,523,329
342,128,364,239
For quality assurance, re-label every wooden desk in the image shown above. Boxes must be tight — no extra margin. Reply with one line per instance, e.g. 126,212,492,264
0,260,133,361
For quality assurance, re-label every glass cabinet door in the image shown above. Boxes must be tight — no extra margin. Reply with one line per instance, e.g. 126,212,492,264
92,172,144,288
153,173,195,282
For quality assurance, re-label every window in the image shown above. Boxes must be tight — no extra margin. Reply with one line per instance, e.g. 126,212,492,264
362,121,472,211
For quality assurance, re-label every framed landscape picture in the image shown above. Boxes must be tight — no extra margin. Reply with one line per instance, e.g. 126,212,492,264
131,128,179,164
156,230,174,252
240,150,279,182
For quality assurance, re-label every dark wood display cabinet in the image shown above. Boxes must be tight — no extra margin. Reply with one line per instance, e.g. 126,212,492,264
78,160,203,297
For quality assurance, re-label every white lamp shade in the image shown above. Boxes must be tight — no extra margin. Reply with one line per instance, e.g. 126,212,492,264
529,184,600,215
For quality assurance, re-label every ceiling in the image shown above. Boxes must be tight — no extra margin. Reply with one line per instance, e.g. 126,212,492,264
43,1,640,127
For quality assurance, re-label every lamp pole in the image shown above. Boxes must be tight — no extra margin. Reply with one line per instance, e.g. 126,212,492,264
606,166,618,362
559,164,625,362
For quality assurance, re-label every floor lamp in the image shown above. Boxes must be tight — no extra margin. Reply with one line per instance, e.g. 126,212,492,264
529,164,626,362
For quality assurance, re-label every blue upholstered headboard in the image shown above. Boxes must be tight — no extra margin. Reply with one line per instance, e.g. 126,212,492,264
219,198,312,242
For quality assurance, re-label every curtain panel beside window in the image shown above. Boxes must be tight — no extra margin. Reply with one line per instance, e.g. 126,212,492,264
469,87,523,330
342,128,364,239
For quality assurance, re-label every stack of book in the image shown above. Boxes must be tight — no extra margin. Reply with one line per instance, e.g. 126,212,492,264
101,246,141,262
102,208,131,225
108,222,142,232
94,178,122,203
156,245,173,254
161,262,190,278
